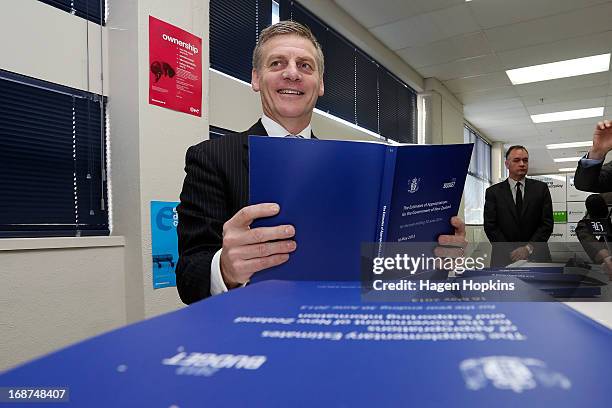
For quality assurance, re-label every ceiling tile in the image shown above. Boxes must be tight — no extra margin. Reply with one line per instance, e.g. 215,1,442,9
496,31,612,70
413,0,465,15
470,113,533,129
483,2,612,52
534,123,596,140
429,3,480,40
333,0,422,29
521,85,609,107
455,86,519,104
477,124,540,142
515,72,610,96
397,32,493,68
371,14,441,50
469,0,609,30
417,54,502,81
464,97,525,115
371,3,479,49
444,71,512,94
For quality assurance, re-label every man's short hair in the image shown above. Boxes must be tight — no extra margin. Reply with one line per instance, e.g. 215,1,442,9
252,20,325,77
505,145,528,159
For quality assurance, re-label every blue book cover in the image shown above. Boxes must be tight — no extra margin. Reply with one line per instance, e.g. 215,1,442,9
248,137,473,282
1,279,610,407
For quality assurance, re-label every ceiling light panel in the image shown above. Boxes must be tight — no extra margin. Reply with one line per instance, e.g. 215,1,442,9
506,53,611,85
531,107,604,123
553,157,582,163
546,141,593,149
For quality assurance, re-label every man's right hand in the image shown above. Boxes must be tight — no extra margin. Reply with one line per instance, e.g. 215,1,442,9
588,120,612,160
220,203,296,288
601,256,612,280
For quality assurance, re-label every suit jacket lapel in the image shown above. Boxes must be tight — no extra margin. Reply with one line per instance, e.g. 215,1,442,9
242,119,268,171
520,178,532,218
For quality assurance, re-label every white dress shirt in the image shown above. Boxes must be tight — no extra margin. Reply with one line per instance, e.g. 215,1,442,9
507,177,526,205
209,114,312,295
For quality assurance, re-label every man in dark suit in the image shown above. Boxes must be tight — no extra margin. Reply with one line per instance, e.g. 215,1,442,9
484,145,553,267
574,120,612,192
176,21,468,304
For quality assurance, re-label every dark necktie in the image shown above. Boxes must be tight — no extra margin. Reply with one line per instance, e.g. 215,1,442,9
515,181,523,215
285,134,304,138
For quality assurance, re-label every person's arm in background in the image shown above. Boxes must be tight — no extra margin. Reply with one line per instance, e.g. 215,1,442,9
575,120,612,193
575,192,612,279
575,215,608,263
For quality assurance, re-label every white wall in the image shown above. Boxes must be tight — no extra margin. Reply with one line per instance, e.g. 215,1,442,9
109,0,208,322
0,239,125,370
0,0,108,96
136,0,209,319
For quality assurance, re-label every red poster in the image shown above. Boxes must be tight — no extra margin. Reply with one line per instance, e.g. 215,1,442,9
149,16,202,116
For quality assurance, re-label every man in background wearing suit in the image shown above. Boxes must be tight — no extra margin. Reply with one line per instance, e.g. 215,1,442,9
484,145,553,267
176,21,467,304
574,120,612,192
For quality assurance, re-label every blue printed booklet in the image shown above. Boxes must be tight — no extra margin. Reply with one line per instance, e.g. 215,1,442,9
249,136,473,282
2,280,610,407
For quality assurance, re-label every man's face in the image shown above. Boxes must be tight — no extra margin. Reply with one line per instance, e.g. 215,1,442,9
251,34,324,130
505,148,529,180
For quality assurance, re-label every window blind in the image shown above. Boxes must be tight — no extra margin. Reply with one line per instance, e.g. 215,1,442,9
0,70,109,237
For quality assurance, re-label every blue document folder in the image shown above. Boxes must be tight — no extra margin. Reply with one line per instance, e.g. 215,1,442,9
1,280,610,407
249,137,473,282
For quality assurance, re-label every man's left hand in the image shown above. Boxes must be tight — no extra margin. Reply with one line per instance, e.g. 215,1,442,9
510,246,530,262
435,216,468,258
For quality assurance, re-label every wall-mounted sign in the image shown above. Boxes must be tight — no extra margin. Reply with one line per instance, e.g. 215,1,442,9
149,16,202,116
151,201,179,289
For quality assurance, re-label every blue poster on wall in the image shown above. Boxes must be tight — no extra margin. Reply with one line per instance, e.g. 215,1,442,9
150,201,179,289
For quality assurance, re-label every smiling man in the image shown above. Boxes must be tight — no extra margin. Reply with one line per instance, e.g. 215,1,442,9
484,145,553,267
175,21,467,304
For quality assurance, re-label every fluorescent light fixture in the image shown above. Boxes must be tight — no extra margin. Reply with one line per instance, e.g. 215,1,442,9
558,168,576,172
553,157,582,163
531,107,604,123
506,53,610,85
546,141,593,149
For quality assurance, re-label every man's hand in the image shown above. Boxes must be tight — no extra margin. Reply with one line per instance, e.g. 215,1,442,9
510,246,530,262
601,256,612,280
434,216,468,258
587,120,612,160
220,203,296,288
